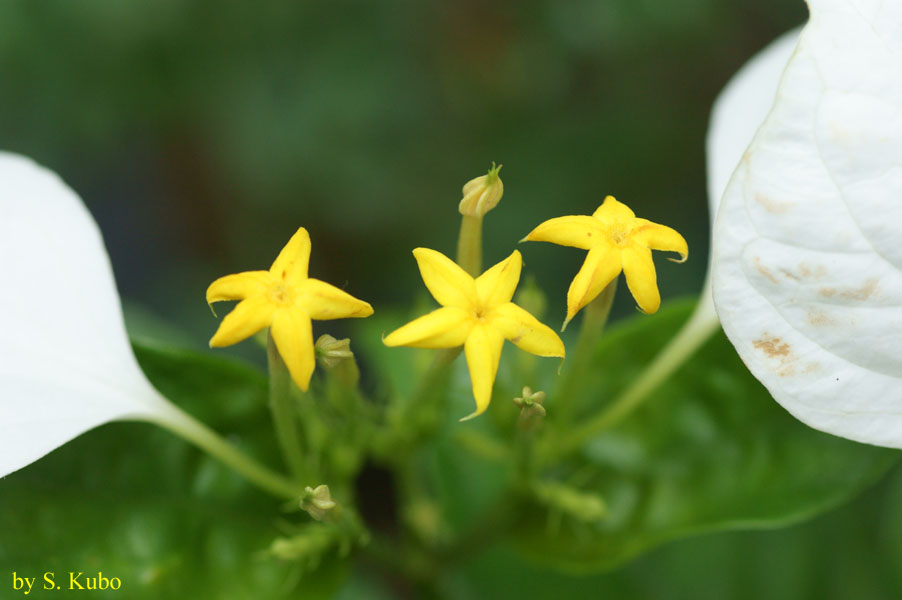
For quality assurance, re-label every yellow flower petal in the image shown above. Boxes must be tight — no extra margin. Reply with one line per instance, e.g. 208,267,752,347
206,271,272,304
209,295,276,347
297,278,374,320
462,323,504,420
475,250,522,308
621,246,660,314
270,306,316,391
522,215,607,250
270,227,312,284
412,248,476,309
631,220,688,263
383,307,474,349
489,302,564,358
565,245,622,330
592,195,635,222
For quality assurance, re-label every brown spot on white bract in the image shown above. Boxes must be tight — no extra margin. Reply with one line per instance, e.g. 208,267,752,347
753,257,779,284
819,278,878,301
753,335,791,358
780,268,801,281
798,263,826,280
807,310,834,326
780,262,828,282
754,192,793,214
841,278,878,301
754,334,802,377
777,365,796,377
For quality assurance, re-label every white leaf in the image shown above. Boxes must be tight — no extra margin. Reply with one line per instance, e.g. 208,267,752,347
0,152,185,477
713,0,902,447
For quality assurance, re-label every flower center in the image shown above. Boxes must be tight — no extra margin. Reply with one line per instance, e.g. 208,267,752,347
268,283,294,306
609,223,629,247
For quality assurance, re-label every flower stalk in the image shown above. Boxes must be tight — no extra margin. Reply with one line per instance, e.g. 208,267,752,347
267,331,309,481
144,404,304,500
551,303,720,459
552,279,617,426
456,215,483,277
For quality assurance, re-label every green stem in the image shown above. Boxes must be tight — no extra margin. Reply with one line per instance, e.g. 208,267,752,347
553,280,617,426
142,405,304,499
514,425,538,486
553,303,720,459
408,347,461,423
377,347,461,460
267,332,308,481
456,215,483,276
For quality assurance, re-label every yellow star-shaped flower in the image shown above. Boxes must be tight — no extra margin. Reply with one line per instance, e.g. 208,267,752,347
207,228,373,391
383,248,565,419
523,196,687,328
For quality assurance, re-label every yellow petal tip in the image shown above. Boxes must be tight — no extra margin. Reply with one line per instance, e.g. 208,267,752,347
561,315,574,332
635,304,659,315
381,329,404,347
458,410,482,422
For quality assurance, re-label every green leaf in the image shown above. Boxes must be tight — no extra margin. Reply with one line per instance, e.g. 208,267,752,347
451,463,902,600
513,299,898,572
0,341,348,598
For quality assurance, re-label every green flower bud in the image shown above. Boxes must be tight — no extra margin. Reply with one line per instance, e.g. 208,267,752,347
458,163,503,217
514,386,547,419
300,484,339,522
314,335,354,369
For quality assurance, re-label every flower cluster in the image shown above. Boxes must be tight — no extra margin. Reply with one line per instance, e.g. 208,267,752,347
207,169,687,417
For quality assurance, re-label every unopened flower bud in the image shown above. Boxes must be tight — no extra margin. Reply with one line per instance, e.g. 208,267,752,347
514,386,547,423
314,335,354,369
459,162,503,217
300,484,339,522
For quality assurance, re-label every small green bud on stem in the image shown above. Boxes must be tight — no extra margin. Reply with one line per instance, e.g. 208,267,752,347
300,484,341,522
514,386,547,431
315,334,354,369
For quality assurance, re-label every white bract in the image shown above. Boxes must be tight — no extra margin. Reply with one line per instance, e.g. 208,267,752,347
713,0,902,447
0,152,189,478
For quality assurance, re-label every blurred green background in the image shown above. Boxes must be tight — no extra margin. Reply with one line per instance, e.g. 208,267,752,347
10,1,897,598
0,0,805,343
